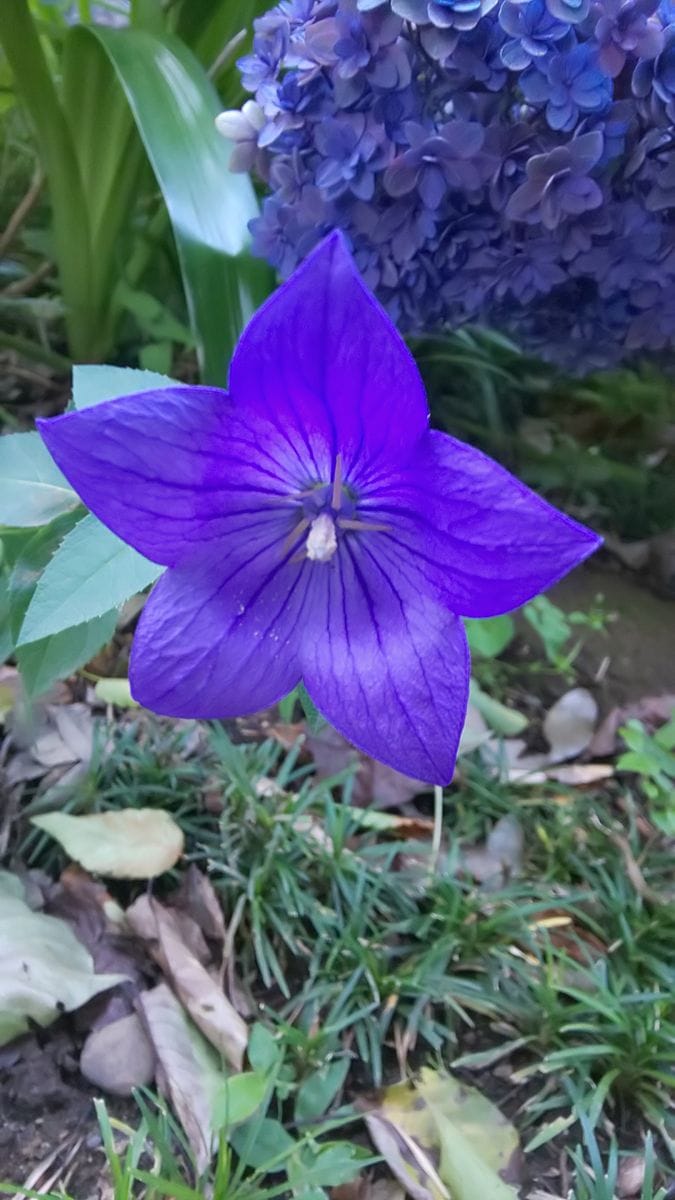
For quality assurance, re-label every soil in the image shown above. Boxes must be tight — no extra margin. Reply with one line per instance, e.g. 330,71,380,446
551,559,675,703
0,1025,143,1196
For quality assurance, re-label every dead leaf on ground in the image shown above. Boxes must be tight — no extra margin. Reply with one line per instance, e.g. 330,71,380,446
46,865,146,1027
0,870,127,1047
363,1067,521,1200
138,983,226,1173
616,1154,646,1198
306,724,426,808
0,665,20,724
6,701,93,791
543,688,598,763
31,807,184,879
80,1011,156,1095
589,693,675,756
461,815,524,887
126,894,247,1070
488,739,613,786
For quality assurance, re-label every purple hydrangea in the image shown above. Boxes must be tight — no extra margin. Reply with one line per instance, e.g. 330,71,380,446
37,235,599,783
218,0,675,367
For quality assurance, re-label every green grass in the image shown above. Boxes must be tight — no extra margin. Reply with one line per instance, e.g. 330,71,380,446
5,711,675,1197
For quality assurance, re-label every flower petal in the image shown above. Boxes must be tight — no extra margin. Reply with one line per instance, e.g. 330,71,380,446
129,534,310,718
228,230,430,488
300,538,470,784
38,387,301,567
362,429,601,618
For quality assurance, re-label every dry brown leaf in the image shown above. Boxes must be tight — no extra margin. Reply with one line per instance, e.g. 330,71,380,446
126,895,247,1070
461,815,524,887
307,724,425,808
80,1011,156,1095
173,865,227,944
139,983,225,1172
616,1155,646,1198
589,693,675,756
543,688,598,763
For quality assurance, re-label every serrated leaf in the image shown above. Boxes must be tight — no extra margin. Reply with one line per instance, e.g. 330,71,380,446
72,363,176,409
0,432,79,527
0,876,126,1046
32,808,184,879
17,611,118,699
19,514,163,645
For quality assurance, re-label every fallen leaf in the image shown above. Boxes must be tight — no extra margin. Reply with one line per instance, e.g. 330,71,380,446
307,724,425,808
139,983,225,1172
364,1068,520,1200
543,688,598,763
457,702,491,755
80,1011,156,1095
94,677,138,708
616,1154,646,1198
470,683,528,738
589,694,675,756
0,666,20,724
354,810,435,841
461,815,524,886
126,895,247,1070
31,808,184,879
0,873,126,1046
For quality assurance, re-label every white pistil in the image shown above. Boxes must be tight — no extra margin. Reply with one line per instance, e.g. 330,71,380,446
305,513,338,562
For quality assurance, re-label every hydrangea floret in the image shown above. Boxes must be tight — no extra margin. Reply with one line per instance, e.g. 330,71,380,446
217,0,675,367
38,236,599,783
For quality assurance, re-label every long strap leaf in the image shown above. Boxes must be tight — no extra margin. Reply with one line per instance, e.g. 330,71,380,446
80,25,273,384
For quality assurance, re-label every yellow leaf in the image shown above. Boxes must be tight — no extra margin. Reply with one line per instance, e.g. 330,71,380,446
32,808,184,879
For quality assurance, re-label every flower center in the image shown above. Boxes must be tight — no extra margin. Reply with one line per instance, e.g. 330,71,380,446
306,512,338,562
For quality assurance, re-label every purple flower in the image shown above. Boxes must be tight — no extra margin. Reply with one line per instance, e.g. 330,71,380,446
499,0,572,69
215,101,269,177
384,120,488,206
521,43,613,130
391,0,499,32
506,130,605,227
594,0,664,77
632,22,675,122
36,235,599,784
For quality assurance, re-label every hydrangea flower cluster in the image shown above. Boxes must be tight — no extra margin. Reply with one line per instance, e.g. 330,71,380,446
218,0,675,368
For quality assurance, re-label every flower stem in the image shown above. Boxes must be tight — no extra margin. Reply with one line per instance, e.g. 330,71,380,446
430,784,444,876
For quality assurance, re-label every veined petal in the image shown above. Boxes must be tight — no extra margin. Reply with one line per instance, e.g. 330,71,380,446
228,230,430,489
299,537,470,784
38,387,300,567
129,531,310,718
364,429,601,618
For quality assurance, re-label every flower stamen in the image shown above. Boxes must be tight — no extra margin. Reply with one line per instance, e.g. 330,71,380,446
306,513,338,562
331,452,344,511
337,517,390,533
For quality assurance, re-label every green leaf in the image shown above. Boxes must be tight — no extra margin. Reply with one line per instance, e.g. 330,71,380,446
469,681,528,737
247,1022,283,1076
294,1058,350,1122
298,682,325,733
17,611,118,698
464,615,515,659
94,677,138,708
230,1117,295,1171
8,511,83,644
81,26,273,384
19,514,163,646
0,432,78,527
213,1072,268,1131
72,363,176,409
